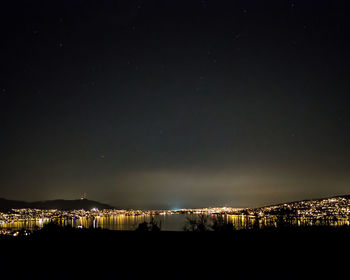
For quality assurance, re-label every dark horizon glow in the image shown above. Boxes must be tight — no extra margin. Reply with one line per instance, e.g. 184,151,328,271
1,1,350,209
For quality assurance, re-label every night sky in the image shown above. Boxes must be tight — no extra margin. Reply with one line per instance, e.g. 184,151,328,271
1,0,350,209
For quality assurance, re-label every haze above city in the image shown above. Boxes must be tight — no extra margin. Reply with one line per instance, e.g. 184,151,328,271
1,1,350,209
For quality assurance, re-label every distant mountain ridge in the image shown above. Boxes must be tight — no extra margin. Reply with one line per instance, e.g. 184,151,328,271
0,198,114,212
2,194,350,212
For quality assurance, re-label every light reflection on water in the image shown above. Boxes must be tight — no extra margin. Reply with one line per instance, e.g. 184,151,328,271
0,214,192,231
1,214,349,231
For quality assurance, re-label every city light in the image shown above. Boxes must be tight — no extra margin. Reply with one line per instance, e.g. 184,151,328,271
1,196,350,235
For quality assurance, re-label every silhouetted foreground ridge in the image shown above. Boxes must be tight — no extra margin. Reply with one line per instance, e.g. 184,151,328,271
0,224,349,280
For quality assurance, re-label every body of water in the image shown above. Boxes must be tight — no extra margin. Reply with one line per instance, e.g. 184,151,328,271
1,214,349,232
0,214,244,231
0,214,193,231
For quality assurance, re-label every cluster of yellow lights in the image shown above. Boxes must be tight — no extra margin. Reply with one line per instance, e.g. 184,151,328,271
1,197,350,235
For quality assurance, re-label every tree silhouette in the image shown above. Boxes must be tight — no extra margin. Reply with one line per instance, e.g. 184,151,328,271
135,216,161,232
252,213,260,231
211,215,235,232
183,214,210,232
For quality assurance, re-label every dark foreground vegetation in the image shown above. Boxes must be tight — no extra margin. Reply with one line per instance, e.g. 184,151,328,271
1,222,350,280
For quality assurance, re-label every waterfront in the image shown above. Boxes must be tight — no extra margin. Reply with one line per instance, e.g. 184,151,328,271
2,196,350,233
0,214,228,232
1,213,350,233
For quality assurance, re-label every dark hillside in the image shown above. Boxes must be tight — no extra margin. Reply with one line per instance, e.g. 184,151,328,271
0,228,348,280
0,198,114,211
